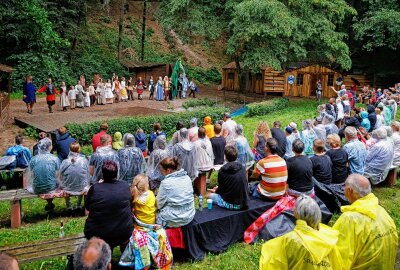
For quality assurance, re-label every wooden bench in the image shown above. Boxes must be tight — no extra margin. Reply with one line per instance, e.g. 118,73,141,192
382,166,398,187
0,233,85,263
0,189,37,228
0,168,28,189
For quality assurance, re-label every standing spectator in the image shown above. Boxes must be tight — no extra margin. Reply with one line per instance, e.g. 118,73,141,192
211,124,226,166
221,113,237,145
156,157,195,227
367,104,377,131
251,138,288,200
313,117,327,143
284,127,295,159
59,142,89,210
134,128,147,156
207,145,249,210
37,78,58,113
22,75,36,114
5,135,32,168
172,128,198,181
112,132,123,151
194,127,214,173
188,118,199,142
89,135,119,184
335,97,344,128
252,121,272,161
326,134,348,184
391,121,400,167
171,120,185,146
91,123,112,152
146,135,171,189
55,127,76,162
84,161,133,250
343,127,367,174
147,123,166,154
117,133,146,185
300,119,317,157
73,238,112,270
270,121,287,158
323,114,339,135
203,116,215,139
310,139,332,184
233,125,254,171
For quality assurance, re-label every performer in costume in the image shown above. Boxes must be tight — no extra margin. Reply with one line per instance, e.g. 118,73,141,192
136,76,145,100
22,75,36,114
148,76,155,100
96,78,106,105
127,77,134,101
59,81,69,111
105,79,114,104
112,77,121,103
120,77,128,102
75,81,85,109
163,76,169,101
38,78,58,113
156,76,164,101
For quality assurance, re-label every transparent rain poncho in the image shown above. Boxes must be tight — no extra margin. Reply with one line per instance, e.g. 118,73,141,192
146,135,171,182
59,151,90,195
27,138,60,194
172,133,198,181
118,134,146,185
89,145,119,184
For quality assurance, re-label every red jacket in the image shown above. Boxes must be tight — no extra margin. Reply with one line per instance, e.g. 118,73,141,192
91,131,112,152
38,84,58,102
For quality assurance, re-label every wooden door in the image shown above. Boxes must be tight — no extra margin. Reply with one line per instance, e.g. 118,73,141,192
310,75,320,96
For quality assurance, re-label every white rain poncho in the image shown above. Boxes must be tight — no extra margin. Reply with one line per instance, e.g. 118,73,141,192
89,145,119,184
28,138,60,194
146,135,171,182
118,134,146,185
59,152,89,195
194,137,214,173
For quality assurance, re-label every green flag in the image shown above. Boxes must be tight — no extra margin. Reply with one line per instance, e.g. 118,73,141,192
170,59,185,98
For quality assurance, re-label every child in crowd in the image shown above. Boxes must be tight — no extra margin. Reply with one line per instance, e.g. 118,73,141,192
59,81,69,112
360,111,371,131
210,124,226,166
131,174,156,224
203,116,214,139
112,132,124,151
84,87,91,107
68,85,77,110
135,128,148,157
310,139,332,185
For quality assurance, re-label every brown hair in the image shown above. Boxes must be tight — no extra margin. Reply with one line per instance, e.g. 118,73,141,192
38,132,47,140
160,157,180,171
198,127,206,139
224,145,238,162
100,134,110,146
326,134,341,148
153,123,161,131
214,124,222,134
58,127,67,135
313,139,325,153
100,122,108,131
70,142,81,153
0,252,18,270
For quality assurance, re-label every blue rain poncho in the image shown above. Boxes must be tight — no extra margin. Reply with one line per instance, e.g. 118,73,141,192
89,146,119,184
364,138,394,185
59,152,89,195
118,146,146,185
146,135,171,182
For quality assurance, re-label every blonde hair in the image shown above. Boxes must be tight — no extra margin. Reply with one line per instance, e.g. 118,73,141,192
254,121,272,140
131,174,149,202
327,134,341,148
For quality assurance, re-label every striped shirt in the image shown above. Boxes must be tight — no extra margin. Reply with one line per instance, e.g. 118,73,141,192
255,155,288,200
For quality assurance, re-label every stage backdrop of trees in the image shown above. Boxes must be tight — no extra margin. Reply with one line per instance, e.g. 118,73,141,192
0,0,399,91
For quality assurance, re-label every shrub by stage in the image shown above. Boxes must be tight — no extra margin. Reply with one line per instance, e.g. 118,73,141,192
182,98,218,109
246,98,289,117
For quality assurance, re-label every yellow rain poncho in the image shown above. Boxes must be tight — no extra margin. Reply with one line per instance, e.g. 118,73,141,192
112,132,124,151
333,193,398,270
259,220,345,270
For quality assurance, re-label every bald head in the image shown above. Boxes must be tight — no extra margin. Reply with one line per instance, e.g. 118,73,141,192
345,174,371,203
0,252,19,270
73,237,111,270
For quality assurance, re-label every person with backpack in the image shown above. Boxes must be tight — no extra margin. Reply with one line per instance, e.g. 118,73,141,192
5,135,32,169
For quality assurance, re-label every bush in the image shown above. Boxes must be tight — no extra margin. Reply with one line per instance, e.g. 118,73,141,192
182,98,217,109
186,66,222,85
246,98,289,117
66,107,229,145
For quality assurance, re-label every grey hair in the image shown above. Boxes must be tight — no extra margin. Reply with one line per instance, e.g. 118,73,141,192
235,124,244,135
346,174,371,198
153,135,167,150
38,138,52,154
323,114,335,125
391,121,400,132
371,127,387,140
294,195,321,230
73,237,111,270
189,118,197,127
344,126,357,138
383,126,393,137
179,128,189,140
302,119,313,130
123,133,135,147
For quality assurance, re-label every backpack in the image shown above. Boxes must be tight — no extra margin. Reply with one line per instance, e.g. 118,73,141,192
0,155,16,170
15,150,29,168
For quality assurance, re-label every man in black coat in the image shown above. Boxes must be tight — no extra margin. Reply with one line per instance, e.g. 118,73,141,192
55,127,76,161
271,121,286,158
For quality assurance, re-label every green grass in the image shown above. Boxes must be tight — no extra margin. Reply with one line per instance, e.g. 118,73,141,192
1,98,399,269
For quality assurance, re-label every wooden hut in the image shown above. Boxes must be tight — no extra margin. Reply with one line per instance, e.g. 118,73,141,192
0,64,13,127
123,61,172,81
221,62,372,98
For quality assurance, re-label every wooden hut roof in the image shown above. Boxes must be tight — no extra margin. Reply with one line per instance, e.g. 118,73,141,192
0,64,13,73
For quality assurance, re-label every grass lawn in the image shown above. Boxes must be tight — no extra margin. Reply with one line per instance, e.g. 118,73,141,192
0,98,399,269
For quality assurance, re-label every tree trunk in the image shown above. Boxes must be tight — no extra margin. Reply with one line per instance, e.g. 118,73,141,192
235,57,249,93
140,0,148,62
118,0,125,62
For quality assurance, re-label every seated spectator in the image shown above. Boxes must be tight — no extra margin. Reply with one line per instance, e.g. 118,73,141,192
112,131,123,151
84,161,133,249
91,122,112,152
194,127,214,173
284,127,295,159
360,111,371,132
252,121,271,161
33,132,48,156
203,116,214,139
207,145,248,210
134,128,147,156
59,142,89,210
0,252,19,270
29,138,60,211
146,135,171,189
172,128,198,181
210,124,226,166
117,133,146,185
391,121,400,166
234,125,254,171
286,139,313,195
55,127,75,161
89,135,119,184
310,139,332,184
156,157,195,227
367,104,377,131
73,237,112,270
364,127,394,185
271,121,287,157
251,138,288,200
148,123,166,154
260,196,343,270
5,135,32,168
375,107,384,128
326,134,348,184
188,118,199,142
343,127,367,174
300,119,317,156
333,174,398,269
288,122,300,139
313,117,326,143
171,120,185,146
119,174,173,269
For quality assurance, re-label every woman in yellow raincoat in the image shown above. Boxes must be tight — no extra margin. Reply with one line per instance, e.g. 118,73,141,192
259,195,345,270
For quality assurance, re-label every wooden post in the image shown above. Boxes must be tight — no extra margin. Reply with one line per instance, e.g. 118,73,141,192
22,171,27,189
194,173,207,196
384,168,397,187
11,199,21,229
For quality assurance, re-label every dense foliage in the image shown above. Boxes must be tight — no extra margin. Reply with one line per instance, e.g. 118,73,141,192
66,107,228,145
182,98,218,109
246,98,289,117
